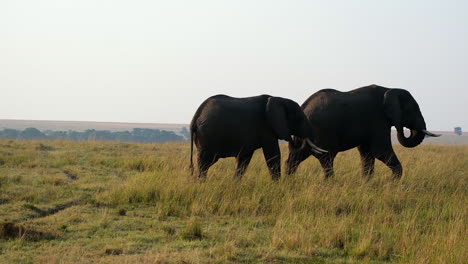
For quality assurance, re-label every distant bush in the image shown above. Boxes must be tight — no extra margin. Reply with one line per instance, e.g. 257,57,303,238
19,128,47,140
0,128,184,143
0,129,19,139
180,127,190,139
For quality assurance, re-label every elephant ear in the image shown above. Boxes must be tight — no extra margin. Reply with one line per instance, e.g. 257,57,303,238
266,97,293,142
383,89,403,132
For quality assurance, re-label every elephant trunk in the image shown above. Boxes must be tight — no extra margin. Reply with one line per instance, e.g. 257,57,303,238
285,158,298,175
396,128,426,148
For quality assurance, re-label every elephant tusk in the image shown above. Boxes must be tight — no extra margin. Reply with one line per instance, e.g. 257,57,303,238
421,129,441,137
306,138,328,154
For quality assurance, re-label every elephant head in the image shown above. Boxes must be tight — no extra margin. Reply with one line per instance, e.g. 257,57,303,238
285,135,312,175
265,97,327,154
383,89,440,148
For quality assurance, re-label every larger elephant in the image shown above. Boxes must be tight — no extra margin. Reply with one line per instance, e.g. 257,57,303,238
286,85,440,179
190,94,327,180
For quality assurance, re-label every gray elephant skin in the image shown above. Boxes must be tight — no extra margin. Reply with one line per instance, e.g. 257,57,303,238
190,94,326,180
286,85,440,179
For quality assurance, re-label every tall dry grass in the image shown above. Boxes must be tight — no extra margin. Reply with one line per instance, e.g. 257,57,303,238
0,139,466,263
97,143,467,263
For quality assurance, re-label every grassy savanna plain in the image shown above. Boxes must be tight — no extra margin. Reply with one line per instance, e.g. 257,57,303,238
0,139,466,263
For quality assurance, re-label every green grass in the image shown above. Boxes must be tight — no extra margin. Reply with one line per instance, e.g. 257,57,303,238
0,139,466,263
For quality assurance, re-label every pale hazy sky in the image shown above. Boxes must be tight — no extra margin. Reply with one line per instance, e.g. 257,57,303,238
1,0,467,130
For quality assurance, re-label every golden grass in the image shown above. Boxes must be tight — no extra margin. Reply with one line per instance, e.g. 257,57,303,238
0,139,466,263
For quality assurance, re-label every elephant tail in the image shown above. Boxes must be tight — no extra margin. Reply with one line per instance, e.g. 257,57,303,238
189,124,195,176
189,99,208,176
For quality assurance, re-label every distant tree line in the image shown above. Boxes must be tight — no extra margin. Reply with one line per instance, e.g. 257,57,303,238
0,127,187,143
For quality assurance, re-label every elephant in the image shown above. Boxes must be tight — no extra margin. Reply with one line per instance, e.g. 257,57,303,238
286,85,440,179
190,94,327,180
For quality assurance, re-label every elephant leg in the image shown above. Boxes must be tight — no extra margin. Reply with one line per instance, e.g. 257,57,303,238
318,153,337,178
197,150,218,179
262,142,281,180
235,152,253,179
375,151,402,179
358,145,375,178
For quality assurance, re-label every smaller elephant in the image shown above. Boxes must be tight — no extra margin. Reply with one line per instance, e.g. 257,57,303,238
286,85,440,179
190,94,326,180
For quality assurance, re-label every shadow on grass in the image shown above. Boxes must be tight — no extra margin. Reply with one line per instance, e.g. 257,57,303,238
0,221,56,241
